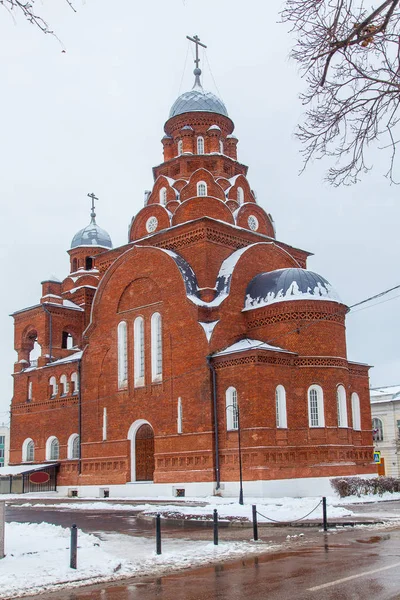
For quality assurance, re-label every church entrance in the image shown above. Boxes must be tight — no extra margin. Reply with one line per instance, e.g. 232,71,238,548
135,424,155,481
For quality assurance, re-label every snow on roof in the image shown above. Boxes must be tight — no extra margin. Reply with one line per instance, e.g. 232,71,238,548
370,385,400,399
67,285,97,294
212,338,294,357
208,124,221,131
63,299,84,310
199,321,219,342
0,463,57,476
46,351,82,366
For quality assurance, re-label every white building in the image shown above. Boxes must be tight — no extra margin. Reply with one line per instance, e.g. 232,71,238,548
0,424,10,468
370,386,400,477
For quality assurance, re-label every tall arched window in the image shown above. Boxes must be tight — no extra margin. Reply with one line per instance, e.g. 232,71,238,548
275,385,287,428
49,376,58,397
23,438,34,462
60,374,69,396
46,436,60,460
197,136,204,154
337,385,348,427
219,140,224,154
177,140,183,155
68,434,80,459
197,181,207,197
85,256,93,270
372,417,383,441
151,312,162,382
226,387,238,431
159,187,167,205
134,316,145,387
177,397,183,434
71,371,79,395
351,392,361,430
117,321,128,389
237,187,244,204
27,380,33,402
308,385,325,427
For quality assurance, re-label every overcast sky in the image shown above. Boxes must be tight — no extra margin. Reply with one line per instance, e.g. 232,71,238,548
0,0,399,423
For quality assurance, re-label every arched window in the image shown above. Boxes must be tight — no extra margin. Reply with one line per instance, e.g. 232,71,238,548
351,392,361,431
308,385,325,427
49,376,58,397
177,140,183,155
60,374,69,396
151,312,162,382
62,331,74,349
226,387,238,431
68,434,80,459
46,436,60,461
197,136,204,154
159,187,167,205
337,385,348,427
372,417,383,441
237,187,244,204
28,337,41,367
197,181,207,197
85,256,93,270
134,316,145,387
23,438,34,462
27,380,33,402
177,397,183,434
275,385,287,428
117,321,128,389
71,372,79,395
219,140,224,154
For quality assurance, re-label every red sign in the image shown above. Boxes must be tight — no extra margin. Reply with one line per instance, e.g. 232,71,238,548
29,471,50,484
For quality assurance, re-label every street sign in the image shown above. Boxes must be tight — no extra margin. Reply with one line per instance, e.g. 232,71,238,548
374,451,381,464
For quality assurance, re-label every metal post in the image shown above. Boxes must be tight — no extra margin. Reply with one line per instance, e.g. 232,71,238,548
252,505,258,541
0,501,5,559
213,509,219,545
237,406,244,505
322,497,328,531
156,514,162,555
70,524,77,569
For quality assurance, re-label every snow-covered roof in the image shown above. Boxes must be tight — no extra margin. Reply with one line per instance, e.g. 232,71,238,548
46,351,82,367
244,268,342,311
0,463,57,476
370,385,400,400
212,338,294,357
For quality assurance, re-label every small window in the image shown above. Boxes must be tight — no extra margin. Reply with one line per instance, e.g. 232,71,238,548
275,385,287,428
351,392,361,431
47,437,60,461
71,372,79,395
372,418,383,441
337,385,348,428
308,385,325,427
23,438,35,462
117,321,128,389
219,140,224,154
151,312,162,382
226,387,238,431
85,256,93,270
177,140,183,155
177,397,183,434
60,374,69,396
49,376,58,397
134,316,145,387
197,136,204,154
159,187,167,205
27,380,33,402
197,181,207,197
62,332,74,350
237,187,244,204
68,434,80,459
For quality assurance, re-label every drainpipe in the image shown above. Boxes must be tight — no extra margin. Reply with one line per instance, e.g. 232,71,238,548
207,356,220,490
42,305,53,363
77,358,82,475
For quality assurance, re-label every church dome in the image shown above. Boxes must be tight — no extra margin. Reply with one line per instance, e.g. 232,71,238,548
244,268,342,310
71,218,112,249
169,69,228,118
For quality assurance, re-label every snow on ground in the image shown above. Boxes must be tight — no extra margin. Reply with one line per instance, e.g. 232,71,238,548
0,521,280,599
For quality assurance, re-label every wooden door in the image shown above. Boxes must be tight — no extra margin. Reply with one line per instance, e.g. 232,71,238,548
378,457,385,476
135,424,155,481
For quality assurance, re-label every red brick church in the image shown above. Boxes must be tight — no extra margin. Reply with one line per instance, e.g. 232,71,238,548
8,39,376,497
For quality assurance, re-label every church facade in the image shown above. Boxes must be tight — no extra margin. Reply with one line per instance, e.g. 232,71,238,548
8,52,376,498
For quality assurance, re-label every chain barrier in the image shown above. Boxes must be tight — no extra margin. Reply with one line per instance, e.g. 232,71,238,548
256,499,323,524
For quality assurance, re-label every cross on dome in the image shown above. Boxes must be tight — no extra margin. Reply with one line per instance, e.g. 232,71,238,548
186,34,207,87
87,192,98,221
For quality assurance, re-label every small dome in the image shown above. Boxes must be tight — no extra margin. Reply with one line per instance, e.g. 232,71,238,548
71,218,112,249
244,268,342,310
169,85,228,119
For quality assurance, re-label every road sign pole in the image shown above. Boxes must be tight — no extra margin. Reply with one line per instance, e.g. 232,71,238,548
0,501,5,559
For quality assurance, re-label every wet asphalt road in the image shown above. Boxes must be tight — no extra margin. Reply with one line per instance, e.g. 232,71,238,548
5,502,400,600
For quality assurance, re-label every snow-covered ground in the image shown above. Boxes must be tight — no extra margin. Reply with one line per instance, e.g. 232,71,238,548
1,521,280,599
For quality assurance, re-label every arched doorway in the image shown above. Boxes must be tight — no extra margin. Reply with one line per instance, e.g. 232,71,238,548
127,420,155,482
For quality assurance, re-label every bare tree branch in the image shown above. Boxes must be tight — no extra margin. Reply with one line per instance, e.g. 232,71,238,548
0,0,76,36
282,0,400,184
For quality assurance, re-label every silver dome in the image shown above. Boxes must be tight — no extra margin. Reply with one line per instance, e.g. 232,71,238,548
71,218,112,249
169,84,228,119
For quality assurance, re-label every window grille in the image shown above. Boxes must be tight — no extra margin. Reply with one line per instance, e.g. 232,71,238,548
309,388,319,427
351,392,361,430
151,313,162,382
50,438,59,460
197,182,207,196
117,321,128,389
226,387,238,431
134,317,145,387
197,136,204,154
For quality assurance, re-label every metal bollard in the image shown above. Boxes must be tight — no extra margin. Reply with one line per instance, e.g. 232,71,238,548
213,509,219,545
156,513,162,555
70,524,77,569
252,505,258,541
322,497,328,532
